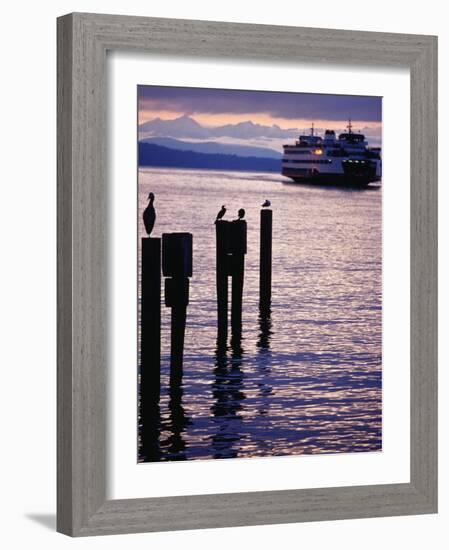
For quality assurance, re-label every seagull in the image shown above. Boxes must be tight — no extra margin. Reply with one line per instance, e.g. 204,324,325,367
215,205,226,223
262,199,271,208
237,208,245,220
143,192,156,236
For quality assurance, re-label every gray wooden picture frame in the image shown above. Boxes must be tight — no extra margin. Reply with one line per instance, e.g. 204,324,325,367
57,12,438,537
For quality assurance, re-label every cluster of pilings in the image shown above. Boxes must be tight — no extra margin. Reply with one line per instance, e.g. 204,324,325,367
139,232,192,458
139,208,272,458
215,218,247,347
216,208,272,346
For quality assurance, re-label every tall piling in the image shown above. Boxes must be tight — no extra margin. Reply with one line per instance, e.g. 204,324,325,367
230,220,247,341
215,221,230,345
162,233,192,387
140,237,161,458
259,209,272,312
140,237,161,400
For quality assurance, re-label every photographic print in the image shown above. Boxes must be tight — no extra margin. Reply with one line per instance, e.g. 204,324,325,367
137,85,382,463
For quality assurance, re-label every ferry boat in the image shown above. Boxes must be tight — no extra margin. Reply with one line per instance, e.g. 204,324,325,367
281,121,381,186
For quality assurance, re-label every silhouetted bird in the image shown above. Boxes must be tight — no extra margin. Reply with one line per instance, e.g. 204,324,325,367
262,199,271,208
215,205,226,223
143,192,156,236
237,208,245,220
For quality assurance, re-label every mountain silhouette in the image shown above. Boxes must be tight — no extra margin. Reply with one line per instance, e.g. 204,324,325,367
138,115,298,140
139,115,206,138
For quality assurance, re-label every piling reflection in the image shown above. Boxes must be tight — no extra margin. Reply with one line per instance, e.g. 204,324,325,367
257,308,273,351
163,383,190,460
211,338,246,459
139,400,162,462
256,309,273,416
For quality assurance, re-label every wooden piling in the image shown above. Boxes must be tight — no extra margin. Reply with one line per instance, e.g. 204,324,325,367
140,237,161,401
231,254,244,340
162,233,192,385
230,220,247,341
140,237,161,458
259,209,272,312
215,221,230,344
165,276,189,386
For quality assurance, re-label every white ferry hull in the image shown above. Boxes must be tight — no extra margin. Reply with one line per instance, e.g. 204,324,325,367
282,162,381,187
282,174,379,187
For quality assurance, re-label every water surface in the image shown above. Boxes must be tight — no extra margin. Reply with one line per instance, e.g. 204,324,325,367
138,167,382,461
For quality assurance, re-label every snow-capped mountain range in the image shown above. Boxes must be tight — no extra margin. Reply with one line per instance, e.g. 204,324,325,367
139,114,299,140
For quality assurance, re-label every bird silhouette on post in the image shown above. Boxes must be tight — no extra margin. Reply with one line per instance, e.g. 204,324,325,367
143,192,156,236
236,208,245,220
215,205,226,224
262,199,271,208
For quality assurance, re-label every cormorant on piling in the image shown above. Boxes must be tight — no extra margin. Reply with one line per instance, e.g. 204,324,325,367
143,192,156,236
237,208,245,220
262,199,271,208
215,205,226,223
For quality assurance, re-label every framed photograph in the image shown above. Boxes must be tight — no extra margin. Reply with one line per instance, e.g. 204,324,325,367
57,13,437,536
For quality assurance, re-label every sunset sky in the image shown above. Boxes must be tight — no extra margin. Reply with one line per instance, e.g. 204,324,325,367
138,86,382,150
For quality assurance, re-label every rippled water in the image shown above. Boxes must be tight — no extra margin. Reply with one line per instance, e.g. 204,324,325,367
138,167,382,461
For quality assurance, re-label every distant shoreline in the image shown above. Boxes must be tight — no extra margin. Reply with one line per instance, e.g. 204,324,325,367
138,164,282,175
138,142,281,174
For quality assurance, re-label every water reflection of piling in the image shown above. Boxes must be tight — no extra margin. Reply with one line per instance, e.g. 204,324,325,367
162,233,192,386
211,341,246,459
139,401,162,462
259,209,272,313
140,237,161,458
256,309,273,417
165,384,190,460
257,308,273,351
